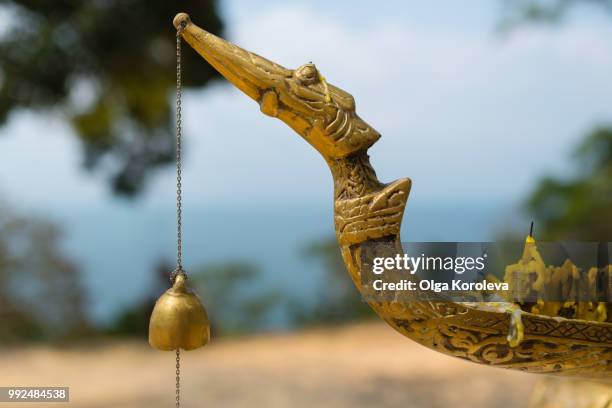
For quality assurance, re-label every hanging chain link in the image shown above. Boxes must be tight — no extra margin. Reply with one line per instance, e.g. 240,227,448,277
176,27,184,273
175,349,181,408
175,26,184,408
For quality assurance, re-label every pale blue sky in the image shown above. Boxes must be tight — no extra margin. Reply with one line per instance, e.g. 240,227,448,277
1,0,611,211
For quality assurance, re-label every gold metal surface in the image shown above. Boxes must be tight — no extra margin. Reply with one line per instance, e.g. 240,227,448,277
173,13,611,379
149,273,210,351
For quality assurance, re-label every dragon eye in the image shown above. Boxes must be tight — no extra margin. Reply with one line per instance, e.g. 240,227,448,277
295,63,317,84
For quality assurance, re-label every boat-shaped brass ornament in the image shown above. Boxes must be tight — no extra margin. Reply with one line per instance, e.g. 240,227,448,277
172,13,610,380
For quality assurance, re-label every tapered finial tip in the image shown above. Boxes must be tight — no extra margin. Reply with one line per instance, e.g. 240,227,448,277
173,13,191,30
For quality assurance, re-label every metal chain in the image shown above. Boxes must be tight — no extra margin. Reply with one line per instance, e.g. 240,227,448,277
176,27,183,272
175,349,181,408
175,27,183,408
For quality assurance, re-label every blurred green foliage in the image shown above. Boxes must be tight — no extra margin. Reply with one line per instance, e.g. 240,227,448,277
107,260,282,337
527,128,612,240
107,243,374,337
503,0,612,241
105,260,170,338
501,0,612,30
289,238,373,326
0,203,90,343
0,1,223,195
191,262,282,335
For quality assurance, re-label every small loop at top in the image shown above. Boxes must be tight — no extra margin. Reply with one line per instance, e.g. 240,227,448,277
177,24,185,35
171,267,187,283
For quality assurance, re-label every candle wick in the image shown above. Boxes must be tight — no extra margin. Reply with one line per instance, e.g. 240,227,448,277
529,221,534,237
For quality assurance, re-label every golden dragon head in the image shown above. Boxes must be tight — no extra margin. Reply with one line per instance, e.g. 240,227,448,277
174,13,380,160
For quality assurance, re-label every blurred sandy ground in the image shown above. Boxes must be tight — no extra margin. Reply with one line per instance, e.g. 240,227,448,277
0,322,539,408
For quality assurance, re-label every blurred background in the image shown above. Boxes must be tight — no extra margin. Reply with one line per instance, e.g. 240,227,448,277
0,0,610,407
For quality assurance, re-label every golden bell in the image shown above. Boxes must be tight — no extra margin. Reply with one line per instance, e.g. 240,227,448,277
149,272,210,351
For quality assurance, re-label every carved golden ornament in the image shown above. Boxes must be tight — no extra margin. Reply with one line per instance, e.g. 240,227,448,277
173,12,611,380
